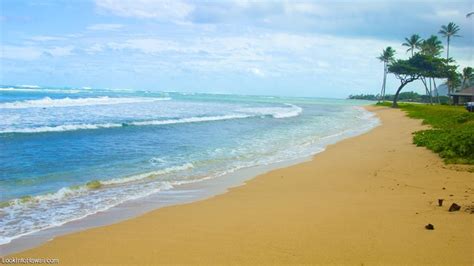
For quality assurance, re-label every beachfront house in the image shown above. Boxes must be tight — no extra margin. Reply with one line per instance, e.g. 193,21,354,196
449,87,474,105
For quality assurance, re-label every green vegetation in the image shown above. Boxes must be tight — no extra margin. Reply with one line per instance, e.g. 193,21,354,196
438,22,461,63
377,46,396,102
86,180,102,189
374,22,472,107
376,103,474,164
402,34,422,57
388,54,455,107
349,92,450,104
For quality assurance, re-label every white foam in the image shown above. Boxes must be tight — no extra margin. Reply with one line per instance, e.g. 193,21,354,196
0,87,82,94
0,164,196,245
18,85,40,88
0,114,254,134
0,181,176,246
0,123,123,133
238,103,303,119
101,163,194,185
0,96,170,109
130,114,251,126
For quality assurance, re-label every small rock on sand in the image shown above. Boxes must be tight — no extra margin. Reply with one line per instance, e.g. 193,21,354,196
448,203,461,212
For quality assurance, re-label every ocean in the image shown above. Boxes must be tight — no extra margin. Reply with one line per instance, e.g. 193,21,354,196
0,85,379,246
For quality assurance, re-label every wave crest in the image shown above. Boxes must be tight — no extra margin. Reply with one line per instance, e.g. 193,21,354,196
0,96,170,109
238,103,303,118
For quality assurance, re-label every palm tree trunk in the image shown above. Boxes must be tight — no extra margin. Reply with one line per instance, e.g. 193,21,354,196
382,63,387,101
446,37,450,61
433,78,440,104
421,78,432,105
429,78,433,104
379,62,387,102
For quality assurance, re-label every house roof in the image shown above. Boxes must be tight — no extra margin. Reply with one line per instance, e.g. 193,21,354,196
449,87,474,96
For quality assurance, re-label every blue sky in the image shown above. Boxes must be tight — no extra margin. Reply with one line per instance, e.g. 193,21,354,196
1,0,473,98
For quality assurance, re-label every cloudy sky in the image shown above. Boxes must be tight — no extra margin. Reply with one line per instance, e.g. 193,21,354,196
1,0,473,98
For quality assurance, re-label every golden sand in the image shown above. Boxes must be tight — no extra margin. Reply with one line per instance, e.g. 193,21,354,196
14,106,474,264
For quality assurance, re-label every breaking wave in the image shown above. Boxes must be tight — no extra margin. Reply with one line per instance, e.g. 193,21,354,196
0,96,171,109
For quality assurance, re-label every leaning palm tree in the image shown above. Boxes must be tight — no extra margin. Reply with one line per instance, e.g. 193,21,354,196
439,22,461,61
377,47,396,102
402,34,423,56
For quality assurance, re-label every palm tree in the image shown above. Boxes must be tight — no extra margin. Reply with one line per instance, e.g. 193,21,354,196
419,36,443,103
377,47,396,102
438,22,461,61
402,34,423,56
447,71,462,93
420,35,443,57
467,12,474,18
461,67,473,89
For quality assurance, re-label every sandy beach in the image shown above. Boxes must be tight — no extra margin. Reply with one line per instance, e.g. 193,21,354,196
11,106,474,264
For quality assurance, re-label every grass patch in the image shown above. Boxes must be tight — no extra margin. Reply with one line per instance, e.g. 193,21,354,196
375,102,474,164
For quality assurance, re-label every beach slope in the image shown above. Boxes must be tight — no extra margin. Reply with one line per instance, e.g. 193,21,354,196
14,106,474,264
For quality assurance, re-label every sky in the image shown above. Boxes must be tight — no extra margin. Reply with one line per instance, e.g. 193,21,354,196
0,0,473,98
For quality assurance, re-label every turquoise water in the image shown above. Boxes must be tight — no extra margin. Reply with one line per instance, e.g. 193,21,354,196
0,85,378,245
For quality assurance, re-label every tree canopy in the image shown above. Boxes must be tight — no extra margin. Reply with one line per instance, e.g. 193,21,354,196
419,35,443,57
402,34,423,56
377,46,396,63
388,54,455,107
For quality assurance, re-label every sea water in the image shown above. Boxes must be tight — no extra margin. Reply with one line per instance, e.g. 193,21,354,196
0,85,379,245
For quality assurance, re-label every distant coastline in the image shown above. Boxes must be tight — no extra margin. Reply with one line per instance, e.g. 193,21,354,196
348,91,450,104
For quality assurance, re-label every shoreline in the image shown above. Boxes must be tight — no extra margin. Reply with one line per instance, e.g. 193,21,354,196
0,105,378,255
9,106,474,264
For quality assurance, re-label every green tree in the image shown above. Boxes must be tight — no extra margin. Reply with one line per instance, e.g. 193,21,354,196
420,35,443,57
419,36,444,103
377,47,396,102
418,56,454,104
461,66,473,89
388,55,423,107
447,70,462,92
402,34,423,56
388,54,454,107
438,22,461,61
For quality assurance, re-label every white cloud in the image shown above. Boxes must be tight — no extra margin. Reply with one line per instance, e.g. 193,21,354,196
85,43,106,54
249,67,265,77
435,9,461,18
29,35,66,42
1,45,74,60
95,0,194,21
1,45,43,60
107,38,180,53
81,32,400,81
283,2,326,16
46,46,74,57
87,23,124,31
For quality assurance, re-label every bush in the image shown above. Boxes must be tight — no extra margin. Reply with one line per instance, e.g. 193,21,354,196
399,104,474,164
